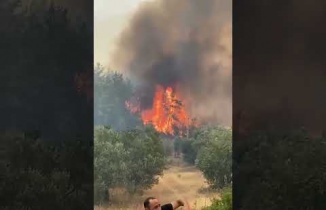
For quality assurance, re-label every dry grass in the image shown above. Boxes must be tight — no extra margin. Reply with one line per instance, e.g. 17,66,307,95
95,158,219,210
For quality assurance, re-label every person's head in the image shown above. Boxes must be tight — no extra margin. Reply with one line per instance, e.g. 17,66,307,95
144,197,161,210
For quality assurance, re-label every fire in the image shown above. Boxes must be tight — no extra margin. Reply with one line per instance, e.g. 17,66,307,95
125,85,197,136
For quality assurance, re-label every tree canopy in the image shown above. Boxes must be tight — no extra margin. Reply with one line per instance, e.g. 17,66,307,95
94,64,142,130
94,126,166,204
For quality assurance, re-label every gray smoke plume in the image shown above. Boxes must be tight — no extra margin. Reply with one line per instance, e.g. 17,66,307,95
111,0,232,126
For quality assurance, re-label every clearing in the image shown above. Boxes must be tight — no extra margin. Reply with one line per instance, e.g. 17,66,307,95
95,157,219,210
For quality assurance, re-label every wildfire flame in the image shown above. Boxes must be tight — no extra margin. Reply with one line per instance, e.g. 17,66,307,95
125,85,197,136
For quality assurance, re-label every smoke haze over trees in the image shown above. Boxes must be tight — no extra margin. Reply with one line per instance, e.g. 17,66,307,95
94,64,142,130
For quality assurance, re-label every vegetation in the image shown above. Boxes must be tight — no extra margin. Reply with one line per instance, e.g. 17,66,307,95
94,126,166,204
202,187,232,210
0,132,92,210
196,127,232,189
1,0,93,140
94,64,141,130
94,66,233,207
179,127,232,190
94,65,326,210
1,0,232,209
1,1,93,209
233,128,326,210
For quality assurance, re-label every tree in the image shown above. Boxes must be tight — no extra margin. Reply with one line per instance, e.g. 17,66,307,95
121,127,166,193
94,126,129,204
94,126,166,204
196,127,232,189
94,65,142,130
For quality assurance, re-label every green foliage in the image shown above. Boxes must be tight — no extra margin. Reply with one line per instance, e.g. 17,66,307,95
196,127,232,189
180,126,219,164
94,126,128,204
94,126,166,204
0,132,92,210
202,188,232,210
94,64,142,130
179,126,232,189
234,129,326,210
121,127,166,193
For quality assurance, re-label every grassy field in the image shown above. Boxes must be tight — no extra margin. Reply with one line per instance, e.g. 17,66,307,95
95,157,219,210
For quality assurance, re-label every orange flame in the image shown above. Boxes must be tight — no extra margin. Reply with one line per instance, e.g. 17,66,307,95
126,85,197,136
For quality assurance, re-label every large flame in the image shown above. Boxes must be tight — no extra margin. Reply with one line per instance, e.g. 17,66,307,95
125,85,197,136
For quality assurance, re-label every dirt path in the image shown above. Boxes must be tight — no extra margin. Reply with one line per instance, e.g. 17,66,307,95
97,158,218,210
142,159,217,209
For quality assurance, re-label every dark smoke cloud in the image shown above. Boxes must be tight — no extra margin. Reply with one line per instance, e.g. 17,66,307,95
111,0,232,126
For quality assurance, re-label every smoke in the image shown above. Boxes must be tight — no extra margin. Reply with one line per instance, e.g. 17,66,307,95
111,0,232,126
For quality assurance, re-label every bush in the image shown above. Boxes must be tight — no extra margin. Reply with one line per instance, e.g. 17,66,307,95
202,187,232,210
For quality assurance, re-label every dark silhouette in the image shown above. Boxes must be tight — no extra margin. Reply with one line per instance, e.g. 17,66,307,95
0,1,93,209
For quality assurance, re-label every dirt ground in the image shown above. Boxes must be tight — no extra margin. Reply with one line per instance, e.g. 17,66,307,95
95,157,219,210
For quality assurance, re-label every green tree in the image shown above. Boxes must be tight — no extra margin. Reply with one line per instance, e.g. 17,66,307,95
94,126,128,204
94,126,166,204
94,64,141,130
121,127,166,193
196,127,232,189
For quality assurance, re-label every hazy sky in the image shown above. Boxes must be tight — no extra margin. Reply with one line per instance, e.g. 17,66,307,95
94,0,148,66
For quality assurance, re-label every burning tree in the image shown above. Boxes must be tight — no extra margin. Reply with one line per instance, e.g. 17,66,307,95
125,85,198,137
